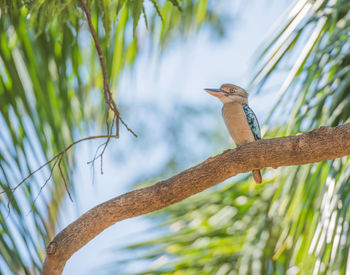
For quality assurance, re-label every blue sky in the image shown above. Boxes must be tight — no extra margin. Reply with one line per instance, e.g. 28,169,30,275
61,1,289,274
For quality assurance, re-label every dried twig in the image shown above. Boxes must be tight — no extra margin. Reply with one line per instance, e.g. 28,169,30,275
1,135,117,196
78,0,137,138
3,0,138,203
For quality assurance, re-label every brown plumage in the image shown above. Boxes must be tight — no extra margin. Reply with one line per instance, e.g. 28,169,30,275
205,84,262,184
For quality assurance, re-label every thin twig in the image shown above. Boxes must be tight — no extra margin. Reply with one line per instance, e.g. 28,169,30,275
1,155,59,195
3,0,138,210
24,156,60,216
78,0,137,175
79,0,113,105
78,0,137,138
120,116,137,137
86,115,117,175
0,135,117,196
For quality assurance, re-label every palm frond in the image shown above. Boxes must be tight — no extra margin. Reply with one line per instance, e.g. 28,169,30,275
116,0,350,274
0,0,227,272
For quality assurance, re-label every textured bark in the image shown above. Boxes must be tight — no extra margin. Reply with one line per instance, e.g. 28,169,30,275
42,123,350,275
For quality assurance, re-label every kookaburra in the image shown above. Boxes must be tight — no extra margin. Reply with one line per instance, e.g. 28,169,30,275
205,83,262,184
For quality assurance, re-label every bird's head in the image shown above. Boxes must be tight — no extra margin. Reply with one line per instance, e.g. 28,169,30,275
204,83,248,104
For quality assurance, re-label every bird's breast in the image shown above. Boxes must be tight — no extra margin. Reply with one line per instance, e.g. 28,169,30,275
222,102,255,146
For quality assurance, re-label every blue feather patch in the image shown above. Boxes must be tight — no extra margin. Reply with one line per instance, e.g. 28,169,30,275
242,103,261,140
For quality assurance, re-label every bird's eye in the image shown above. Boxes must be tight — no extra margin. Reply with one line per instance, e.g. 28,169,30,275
230,88,234,93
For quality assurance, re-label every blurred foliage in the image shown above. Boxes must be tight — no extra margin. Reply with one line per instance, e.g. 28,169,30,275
114,100,231,186
117,0,350,274
0,0,227,273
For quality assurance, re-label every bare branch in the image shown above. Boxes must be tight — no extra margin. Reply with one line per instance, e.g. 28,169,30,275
42,123,350,274
1,135,117,196
78,0,137,138
3,0,138,212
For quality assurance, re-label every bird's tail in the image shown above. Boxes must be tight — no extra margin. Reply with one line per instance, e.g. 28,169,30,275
252,170,262,184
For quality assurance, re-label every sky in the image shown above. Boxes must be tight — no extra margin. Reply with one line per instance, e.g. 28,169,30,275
61,1,290,274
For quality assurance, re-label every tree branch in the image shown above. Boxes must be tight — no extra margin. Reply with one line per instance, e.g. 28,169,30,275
79,0,137,138
41,123,350,274
3,0,138,203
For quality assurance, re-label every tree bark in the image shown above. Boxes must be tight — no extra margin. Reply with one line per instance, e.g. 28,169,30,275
41,123,350,274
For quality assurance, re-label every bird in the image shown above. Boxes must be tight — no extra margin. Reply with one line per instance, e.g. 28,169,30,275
204,83,262,184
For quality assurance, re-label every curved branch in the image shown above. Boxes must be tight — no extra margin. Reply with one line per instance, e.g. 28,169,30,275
41,123,350,274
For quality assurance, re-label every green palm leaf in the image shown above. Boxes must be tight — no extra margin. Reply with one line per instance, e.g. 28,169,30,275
117,0,350,274
0,0,227,273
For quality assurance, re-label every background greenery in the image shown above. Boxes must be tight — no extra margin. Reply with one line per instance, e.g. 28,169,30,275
118,0,350,274
0,0,226,273
0,0,349,274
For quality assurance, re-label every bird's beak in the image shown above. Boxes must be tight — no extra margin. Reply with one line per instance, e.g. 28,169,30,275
204,88,227,98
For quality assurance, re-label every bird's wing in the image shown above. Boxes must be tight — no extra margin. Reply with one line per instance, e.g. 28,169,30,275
242,103,261,140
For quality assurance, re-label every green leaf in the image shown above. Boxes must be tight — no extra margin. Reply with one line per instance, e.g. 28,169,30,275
167,0,182,11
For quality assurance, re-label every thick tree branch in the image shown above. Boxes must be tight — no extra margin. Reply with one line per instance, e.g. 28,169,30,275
41,123,350,274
